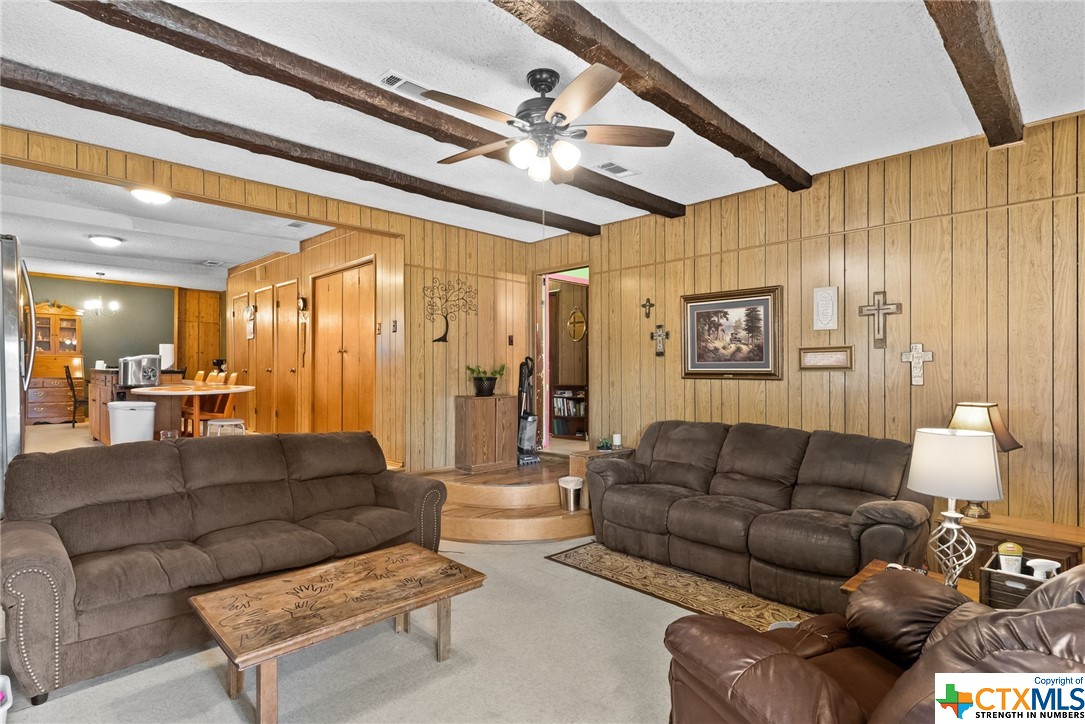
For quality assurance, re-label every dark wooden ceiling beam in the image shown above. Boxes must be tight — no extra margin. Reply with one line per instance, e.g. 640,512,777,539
494,0,812,192
53,0,684,219
924,0,1023,147
0,59,600,237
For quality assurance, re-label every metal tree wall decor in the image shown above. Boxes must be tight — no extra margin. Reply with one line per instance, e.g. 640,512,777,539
423,277,478,343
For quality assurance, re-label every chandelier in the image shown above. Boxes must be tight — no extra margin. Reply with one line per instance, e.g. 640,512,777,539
84,272,120,317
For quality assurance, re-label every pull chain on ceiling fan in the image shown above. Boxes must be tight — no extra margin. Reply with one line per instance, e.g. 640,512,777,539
421,64,674,184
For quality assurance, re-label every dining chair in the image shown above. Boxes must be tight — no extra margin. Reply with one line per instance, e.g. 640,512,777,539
64,365,88,429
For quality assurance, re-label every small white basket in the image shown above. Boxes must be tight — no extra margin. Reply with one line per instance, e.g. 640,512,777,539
0,674,13,724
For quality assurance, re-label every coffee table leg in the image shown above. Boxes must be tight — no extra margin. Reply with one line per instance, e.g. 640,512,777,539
257,659,277,724
436,597,451,662
395,611,410,633
226,660,244,699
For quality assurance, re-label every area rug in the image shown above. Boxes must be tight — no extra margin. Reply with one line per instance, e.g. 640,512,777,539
547,542,812,631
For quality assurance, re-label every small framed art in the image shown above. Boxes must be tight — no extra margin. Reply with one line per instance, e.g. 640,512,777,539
798,346,853,370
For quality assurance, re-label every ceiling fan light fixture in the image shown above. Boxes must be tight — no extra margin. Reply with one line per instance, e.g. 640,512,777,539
509,138,538,169
551,140,581,171
527,154,552,183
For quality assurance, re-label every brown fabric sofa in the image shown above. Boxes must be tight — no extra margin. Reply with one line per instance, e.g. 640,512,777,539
586,421,932,613
0,432,446,703
665,564,1085,723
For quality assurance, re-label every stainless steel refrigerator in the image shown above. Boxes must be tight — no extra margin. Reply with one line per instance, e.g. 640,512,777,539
1,234,36,515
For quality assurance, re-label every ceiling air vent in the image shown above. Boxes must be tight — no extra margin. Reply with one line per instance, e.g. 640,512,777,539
202,260,226,267
286,221,308,229
592,161,640,179
378,71,429,100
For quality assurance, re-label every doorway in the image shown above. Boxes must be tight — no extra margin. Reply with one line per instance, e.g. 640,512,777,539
311,261,376,433
540,267,589,454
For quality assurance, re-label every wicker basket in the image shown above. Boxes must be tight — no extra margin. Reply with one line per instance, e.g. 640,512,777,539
979,553,1043,609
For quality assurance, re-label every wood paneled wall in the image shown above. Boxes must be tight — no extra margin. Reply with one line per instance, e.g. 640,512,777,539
176,289,222,375
529,113,1084,527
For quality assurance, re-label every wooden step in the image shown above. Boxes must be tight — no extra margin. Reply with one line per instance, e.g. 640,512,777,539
441,503,593,543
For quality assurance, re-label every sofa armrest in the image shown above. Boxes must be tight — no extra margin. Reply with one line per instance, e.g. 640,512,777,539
372,471,447,551
586,457,645,536
845,570,971,668
848,500,929,538
1,520,78,697
665,614,864,724
762,614,854,658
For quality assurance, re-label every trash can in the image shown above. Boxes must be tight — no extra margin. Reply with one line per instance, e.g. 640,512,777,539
558,476,584,512
107,400,157,444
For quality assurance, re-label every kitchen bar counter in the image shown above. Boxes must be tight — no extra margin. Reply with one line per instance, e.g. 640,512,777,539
88,369,183,445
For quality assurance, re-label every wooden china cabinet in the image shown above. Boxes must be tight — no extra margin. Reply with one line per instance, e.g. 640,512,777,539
27,301,85,424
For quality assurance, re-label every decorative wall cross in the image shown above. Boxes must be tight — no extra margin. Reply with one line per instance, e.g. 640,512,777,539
901,343,933,386
641,297,656,319
858,291,902,349
650,325,670,357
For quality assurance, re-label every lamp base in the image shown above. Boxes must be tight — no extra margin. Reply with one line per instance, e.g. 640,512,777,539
959,500,991,519
929,502,977,589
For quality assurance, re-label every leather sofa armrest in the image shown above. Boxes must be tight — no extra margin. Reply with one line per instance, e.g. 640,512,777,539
848,500,929,539
586,457,645,536
665,614,864,724
1,520,78,697
845,570,971,668
372,471,447,551
763,614,854,658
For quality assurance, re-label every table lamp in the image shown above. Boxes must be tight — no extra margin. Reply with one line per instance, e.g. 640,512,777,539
947,402,1021,518
906,428,1002,588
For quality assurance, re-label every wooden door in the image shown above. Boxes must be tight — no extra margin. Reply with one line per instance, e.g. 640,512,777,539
254,287,275,433
340,263,376,432
230,293,252,428
312,272,344,433
274,280,299,433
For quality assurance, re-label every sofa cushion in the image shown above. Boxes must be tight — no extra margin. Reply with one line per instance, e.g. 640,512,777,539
282,432,384,519
668,495,777,553
178,436,293,537
634,421,730,493
195,520,336,579
793,431,911,514
71,541,222,611
297,505,414,557
712,423,810,508
52,493,193,558
602,483,700,534
748,509,858,577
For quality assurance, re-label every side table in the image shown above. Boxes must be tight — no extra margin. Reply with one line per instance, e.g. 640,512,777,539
958,514,1085,582
842,560,979,602
568,448,634,511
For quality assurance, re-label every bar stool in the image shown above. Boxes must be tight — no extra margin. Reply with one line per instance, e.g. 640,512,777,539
206,419,246,436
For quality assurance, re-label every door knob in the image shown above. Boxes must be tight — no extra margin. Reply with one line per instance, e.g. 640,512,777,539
266,368,272,373
289,368,296,374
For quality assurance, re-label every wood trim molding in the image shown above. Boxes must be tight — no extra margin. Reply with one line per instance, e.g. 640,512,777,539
53,0,684,219
0,59,600,236
924,0,1024,147
494,0,813,192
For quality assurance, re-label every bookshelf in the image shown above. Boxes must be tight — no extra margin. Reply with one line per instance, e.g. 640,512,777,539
552,384,588,440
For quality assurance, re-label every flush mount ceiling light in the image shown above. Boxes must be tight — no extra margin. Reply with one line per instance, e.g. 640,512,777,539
130,188,172,205
88,235,123,248
422,65,673,184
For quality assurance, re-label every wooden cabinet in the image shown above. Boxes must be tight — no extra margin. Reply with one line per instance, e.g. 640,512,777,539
27,302,84,424
959,514,1085,582
455,395,517,473
312,264,376,433
177,289,221,377
31,302,81,355
89,369,182,444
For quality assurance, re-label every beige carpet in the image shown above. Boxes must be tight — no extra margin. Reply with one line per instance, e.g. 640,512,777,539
548,542,812,631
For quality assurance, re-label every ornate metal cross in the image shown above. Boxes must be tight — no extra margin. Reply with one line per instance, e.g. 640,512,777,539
650,325,670,357
858,291,902,349
641,297,656,319
901,343,933,386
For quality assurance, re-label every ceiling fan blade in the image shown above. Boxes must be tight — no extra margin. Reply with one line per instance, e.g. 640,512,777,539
420,90,518,125
575,124,675,147
549,161,575,185
437,138,518,165
545,63,621,124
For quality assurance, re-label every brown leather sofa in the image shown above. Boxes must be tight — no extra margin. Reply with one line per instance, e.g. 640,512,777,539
0,432,446,704
586,421,932,613
665,564,1085,723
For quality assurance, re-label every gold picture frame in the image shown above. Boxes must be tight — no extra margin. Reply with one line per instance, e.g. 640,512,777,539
681,285,782,379
798,346,853,370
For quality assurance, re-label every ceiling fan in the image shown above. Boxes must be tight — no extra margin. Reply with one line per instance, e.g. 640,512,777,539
421,64,674,183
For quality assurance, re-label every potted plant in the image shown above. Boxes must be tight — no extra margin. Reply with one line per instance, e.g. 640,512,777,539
466,364,506,397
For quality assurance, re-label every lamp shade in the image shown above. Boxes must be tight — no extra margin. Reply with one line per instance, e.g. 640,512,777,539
947,402,1022,452
906,428,1002,501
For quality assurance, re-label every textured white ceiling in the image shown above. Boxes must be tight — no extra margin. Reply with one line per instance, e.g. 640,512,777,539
1,0,1082,269
0,165,332,290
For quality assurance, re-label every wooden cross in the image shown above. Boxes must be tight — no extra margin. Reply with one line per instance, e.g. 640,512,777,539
858,291,902,349
641,297,656,319
900,343,933,386
650,325,670,357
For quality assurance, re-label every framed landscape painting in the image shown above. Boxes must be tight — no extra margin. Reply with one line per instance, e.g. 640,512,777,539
681,286,782,379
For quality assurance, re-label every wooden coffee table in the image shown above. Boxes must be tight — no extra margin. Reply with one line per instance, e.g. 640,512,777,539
190,543,485,723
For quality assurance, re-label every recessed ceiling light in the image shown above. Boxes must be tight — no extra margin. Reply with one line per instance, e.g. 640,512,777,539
89,235,123,248
130,188,172,205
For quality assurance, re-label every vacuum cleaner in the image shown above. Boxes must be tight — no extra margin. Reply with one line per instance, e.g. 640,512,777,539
517,356,541,466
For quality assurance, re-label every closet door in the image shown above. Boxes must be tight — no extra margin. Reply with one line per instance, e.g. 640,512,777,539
274,280,299,433
340,263,376,432
312,273,344,433
230,293,252,428
254,286,275,433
